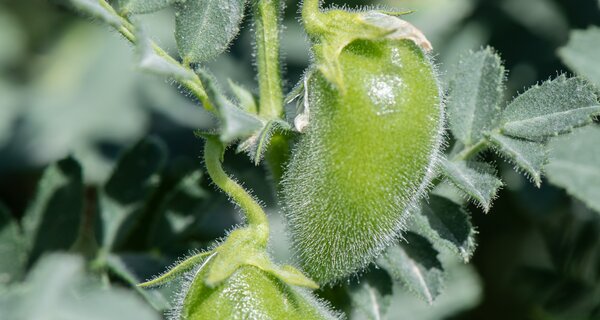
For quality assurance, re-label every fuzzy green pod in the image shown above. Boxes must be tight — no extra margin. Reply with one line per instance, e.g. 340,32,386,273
177,261,340,320
281,36,444,283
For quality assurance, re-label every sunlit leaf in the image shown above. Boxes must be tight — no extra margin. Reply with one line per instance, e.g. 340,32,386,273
175,0,247,63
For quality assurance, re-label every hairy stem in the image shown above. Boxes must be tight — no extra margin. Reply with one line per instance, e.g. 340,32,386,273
302,0,324,35
452,140,489,161
254,0,283,119
98,0,215,113
204,137,269,232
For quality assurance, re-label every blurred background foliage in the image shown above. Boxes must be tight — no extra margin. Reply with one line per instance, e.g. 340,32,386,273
0,0,599,319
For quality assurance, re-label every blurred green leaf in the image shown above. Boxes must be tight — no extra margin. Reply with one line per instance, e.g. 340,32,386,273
500,76,599,141
349,268,393,320
117,0,174,15
99,138,166,250
410,195,476,262
106,254,171,311
0,80,21,148
0,204,26,285
4,254,161,320
0,9,26,69
228,80,258,115
175,0,247,63
546,126,600,213
147,168,209,249
22,157,83,266
558,27,600,87
378,233,444,304
487,132,547,187
447,47,505,146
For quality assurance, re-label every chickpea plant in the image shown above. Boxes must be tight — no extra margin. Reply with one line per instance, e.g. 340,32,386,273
2,0,600,319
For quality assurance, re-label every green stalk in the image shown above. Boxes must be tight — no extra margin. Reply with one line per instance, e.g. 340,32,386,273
204,138,269,237
254,0,284,119
302,0,324,35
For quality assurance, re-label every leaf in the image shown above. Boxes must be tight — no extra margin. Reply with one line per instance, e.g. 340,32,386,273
136,24,195,81
487,132,547,187
196,69,262,143
237,119,291,165
0,204,26,284
558,27,600,87
138,252,213,289
441,159,503,212
349,268,393,320
378,232,444,304
99,138,166,250
22,157,83,266
228,80,257,115
106,254,171,311
117,0,174,15
447,47,505,146
546,126,600,213
410,195,476,262
6,254,161,320
500,76,599,141
69,0,123,28
175,0,247,63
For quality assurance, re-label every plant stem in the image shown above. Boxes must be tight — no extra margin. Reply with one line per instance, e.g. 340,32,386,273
302,0,324,35
98,0,215,114
204,137,269,232
254,0,283,119
452,140,488,161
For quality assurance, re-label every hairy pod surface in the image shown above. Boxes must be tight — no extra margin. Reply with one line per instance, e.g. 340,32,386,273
179,262,340,320
282,39,444,284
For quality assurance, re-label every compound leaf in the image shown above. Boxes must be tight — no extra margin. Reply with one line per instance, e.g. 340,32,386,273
500,76,599,141
22,157,83,266
447,47,505,146
558,27,600,87
175,0,246,63
441,159,503,212
487,132,547,187
546,126,600,213
378,232,444,304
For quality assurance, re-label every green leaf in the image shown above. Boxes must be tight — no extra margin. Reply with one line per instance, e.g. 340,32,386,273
487,132,547,187
117,0,174,15
441,159,503,212
378,232,444,304
546,126,600,213
196,69,262,143
175,0,247,63
558,27,600,87
349,268,393,320
447,47,505,146
99,138,166,250
69,0,123,28
106,254,171,311
22,157,83,266
228,79,258,115
410,196,476,262
0,204,26,284
500,76,599,141
6,254,161,320
136,24,195,81
237,119,291,165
